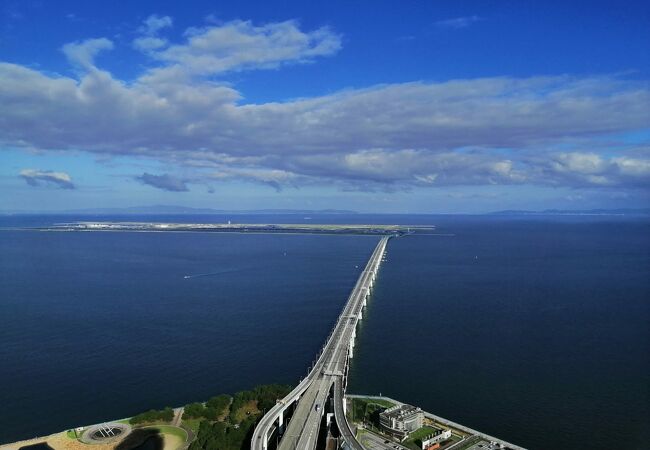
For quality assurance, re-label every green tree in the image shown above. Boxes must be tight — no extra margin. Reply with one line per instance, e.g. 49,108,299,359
185,402,207,419
207,394,231,413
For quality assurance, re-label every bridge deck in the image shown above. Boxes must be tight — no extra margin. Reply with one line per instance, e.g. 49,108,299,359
252,236,389,450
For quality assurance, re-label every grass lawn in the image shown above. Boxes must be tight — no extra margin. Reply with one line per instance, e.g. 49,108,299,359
355,397,395,408
403,426,440,450
350,398,395,426
65,430,78,439
408,426,439,442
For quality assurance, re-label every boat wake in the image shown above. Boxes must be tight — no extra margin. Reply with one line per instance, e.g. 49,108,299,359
183,268,245,279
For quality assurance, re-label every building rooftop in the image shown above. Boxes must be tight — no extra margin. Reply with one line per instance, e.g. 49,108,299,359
381,404,422,420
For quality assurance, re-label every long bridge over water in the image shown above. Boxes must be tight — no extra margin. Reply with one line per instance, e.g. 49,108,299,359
251,236,390,450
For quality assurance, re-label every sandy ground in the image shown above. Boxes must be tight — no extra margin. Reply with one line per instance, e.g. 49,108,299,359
1,426,185,450
162,433,183,450
1,430,182,450
0,432,119,450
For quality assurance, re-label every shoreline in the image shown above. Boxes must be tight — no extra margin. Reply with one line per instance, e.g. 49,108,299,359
1,394,525,450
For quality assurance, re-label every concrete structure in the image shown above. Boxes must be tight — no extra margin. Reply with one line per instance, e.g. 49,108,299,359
347,395,527,450
379,404,423,441
251,236,391,450
421,430,452,449
79,422,131,444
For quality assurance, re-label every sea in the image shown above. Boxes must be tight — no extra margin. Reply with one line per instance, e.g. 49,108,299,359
0,214,648,449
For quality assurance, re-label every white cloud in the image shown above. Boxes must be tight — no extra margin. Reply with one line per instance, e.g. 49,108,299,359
145,19,341,78
133,15,173,54
210,167,298,191
534,151,650,187
61,38,113,69
19,169,75,189
139,14,172,35
551,153,607,174
133,36,168,52
136,173,188,191
613,156,650,177
2,18,650,193
436,15,483,29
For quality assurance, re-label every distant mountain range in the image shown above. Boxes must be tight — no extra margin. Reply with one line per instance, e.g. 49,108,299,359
490,208,650,216
1,205,358,215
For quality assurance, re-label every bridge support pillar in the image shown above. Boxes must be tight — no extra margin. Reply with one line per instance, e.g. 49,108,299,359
348,345,354,359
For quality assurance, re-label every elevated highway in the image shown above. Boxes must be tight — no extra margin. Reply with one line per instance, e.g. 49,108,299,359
251,236,390,450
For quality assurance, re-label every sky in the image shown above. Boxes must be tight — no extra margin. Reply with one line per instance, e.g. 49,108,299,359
1,0,649,213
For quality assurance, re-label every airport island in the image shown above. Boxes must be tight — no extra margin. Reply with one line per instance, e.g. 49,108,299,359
33,221,433,236
2,227,524,450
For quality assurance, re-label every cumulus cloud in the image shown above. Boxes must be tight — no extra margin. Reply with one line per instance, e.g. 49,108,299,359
133,36,168,52
62,38,113,69
136,173,188,191
143,19,341,79
133,14,173,53
210,167,298,191
1,18,649,193
284,149,527,187
534,152,650,187
19,169,75,189
139,14,172,35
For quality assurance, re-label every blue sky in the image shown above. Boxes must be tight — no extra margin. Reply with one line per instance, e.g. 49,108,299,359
1,0,649,213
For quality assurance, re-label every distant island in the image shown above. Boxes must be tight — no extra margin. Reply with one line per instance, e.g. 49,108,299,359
489,208,650,216
31,221,431,236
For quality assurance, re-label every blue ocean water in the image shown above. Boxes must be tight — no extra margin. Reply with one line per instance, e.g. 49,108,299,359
0,214,648,448
0,218,377,442
348,217,650,449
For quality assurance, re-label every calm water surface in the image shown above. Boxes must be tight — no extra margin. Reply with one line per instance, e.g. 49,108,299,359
0,221,376,442
349,217,650,449
1,215,648,449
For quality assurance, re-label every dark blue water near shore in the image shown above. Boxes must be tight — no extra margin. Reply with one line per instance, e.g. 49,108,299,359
0,214,648,449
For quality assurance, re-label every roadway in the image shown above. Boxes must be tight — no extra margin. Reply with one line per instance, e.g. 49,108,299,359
252,236,390,450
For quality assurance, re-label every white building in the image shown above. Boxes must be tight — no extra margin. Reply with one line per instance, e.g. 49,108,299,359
379,404,424,441
421,429,452,449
